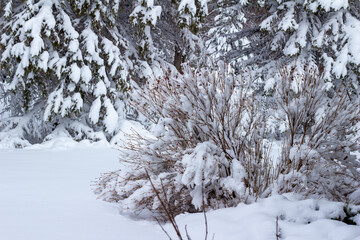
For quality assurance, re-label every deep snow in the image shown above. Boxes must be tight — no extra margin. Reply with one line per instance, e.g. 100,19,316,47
0,139,359,240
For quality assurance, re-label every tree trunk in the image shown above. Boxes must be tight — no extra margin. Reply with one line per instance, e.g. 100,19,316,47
174,45,185,74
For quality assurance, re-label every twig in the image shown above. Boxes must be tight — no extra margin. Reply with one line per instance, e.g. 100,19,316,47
185,225,192,240
145,169,183,240
202,180,208,240
276,216,280,240
155,217,173,240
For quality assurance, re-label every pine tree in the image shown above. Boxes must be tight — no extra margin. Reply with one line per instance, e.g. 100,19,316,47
205,0,246,68
209,0,360,93
0,0,130,146
0,0,211,146
129,0,162,62
129,0,208,73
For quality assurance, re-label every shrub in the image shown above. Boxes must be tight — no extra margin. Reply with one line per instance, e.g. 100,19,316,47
94,61,273,218
273,65,360,202
95,62,360,220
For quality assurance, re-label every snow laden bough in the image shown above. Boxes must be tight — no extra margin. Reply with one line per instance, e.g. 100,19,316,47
94,62,360,220
0,0,130,147
214,0,360,96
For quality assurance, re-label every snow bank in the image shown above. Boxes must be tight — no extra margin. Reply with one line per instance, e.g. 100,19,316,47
169,194,360,240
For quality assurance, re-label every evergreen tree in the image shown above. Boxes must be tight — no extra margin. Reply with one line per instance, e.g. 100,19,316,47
129,0,162,62
0,0,130,146
207,0,360,93
0,0,210,146
130,0,208,73
205,0,246,68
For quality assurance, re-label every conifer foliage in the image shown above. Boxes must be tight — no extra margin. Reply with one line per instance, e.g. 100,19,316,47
0,0,210,147
213,0,360,92
0,0,132,146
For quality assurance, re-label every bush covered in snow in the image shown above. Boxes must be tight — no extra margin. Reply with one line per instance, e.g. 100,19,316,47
94,61,274,218
271,65,360,202
95,62,360,219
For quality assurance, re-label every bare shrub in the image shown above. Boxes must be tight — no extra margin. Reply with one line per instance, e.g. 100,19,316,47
94,61,273,217
273,65,360,202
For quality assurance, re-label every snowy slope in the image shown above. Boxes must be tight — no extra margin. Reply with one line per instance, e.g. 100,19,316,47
0,140,359,240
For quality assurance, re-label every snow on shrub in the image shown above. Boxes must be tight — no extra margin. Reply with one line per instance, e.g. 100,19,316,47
94,61,274,217
95,62,360,220
272,65,360,202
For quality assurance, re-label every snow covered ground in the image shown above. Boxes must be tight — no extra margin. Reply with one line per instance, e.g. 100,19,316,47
1,139,359,240
0,140,164,240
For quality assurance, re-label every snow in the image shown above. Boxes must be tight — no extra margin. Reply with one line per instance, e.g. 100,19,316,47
23,1,56,57
30,36,44,57
264,77,276,92
131,1,162,26
307,0,349,12
1,0,360,236
102,39,124,76
0,138,359,240
0,144,163,240
81,65,92,83
180,141,247,209
181,142,220,208
82,27,104,65
10,42,25,58
72,92,83,110
260,14,277,31
94,81,107,97
81,29,97,56
70,63,81,83
4,0,12,18
61,97,72,117
103,98,119,134
69,39,79,53
172,195,360,240
89,97,101,124
333,46,348,78
39,51,49,71
345,13,360,65
278,2,298,32
60,10,79,40
178,0,196,15
98,66,110,87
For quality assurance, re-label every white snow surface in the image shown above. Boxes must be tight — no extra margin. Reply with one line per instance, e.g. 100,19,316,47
0,141,164,240
0,129,359,240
